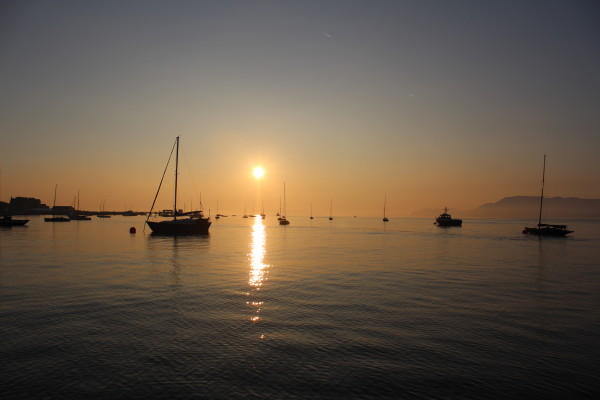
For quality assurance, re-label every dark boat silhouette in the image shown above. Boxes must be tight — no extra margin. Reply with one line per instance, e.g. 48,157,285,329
523,154,573,236
70,215,91,220
45,185,70,222
382,195,389,222
97,200,111,218
1,216,29,226
69,191,91,220
435,207,462,227
146,136,211,235
279,182,290,225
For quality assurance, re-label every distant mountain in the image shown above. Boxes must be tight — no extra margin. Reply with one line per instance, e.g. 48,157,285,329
411,196,600,219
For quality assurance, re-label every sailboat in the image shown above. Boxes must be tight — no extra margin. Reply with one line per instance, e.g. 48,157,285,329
279,182,290,225
523,154,573,236
243,202,248,218
382,196,389,222
328,200,333,220
70,190,91,220
45,184,70,222
277,197,282,220
146,137,211,234
310,202,314,219
97,199,111,218
261,201,266,219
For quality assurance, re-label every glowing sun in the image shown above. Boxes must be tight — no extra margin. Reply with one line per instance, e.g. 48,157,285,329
253,166,265,179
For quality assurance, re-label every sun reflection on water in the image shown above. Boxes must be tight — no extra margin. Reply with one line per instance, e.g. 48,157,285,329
247,216,269,325
249,216,268,288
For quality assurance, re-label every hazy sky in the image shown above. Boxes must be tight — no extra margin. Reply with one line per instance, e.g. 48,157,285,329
1,0,599,216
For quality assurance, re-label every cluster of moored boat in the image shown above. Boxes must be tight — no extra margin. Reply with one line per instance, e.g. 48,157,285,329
2,144,573,237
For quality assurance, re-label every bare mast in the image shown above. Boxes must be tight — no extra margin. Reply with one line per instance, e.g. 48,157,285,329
537,154,546,227
174,136,179,220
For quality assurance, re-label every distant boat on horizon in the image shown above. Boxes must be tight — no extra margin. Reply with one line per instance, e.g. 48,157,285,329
435,207,462,227
328,200,333,220
523,154,573,236
383,195,389,222
97,199,111,218
70,191,91,220
145,136,211,234
310,202,313,219
45,184,70,222
277,197,282,220
279,182,290,225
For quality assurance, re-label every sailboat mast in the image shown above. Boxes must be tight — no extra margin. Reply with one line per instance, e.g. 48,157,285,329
53,184,57,216
537,154,546,227
174,136,179,219
385,196,388,219
283,182,287,217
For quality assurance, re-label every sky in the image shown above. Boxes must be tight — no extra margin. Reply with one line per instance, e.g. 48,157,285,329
1,0,599,217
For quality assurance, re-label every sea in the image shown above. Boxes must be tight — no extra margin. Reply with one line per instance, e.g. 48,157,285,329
1,215,599,399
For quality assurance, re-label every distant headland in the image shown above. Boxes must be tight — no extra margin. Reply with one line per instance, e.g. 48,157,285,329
412,196,600,219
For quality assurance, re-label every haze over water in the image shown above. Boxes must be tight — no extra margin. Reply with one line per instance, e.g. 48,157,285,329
2,216,599,399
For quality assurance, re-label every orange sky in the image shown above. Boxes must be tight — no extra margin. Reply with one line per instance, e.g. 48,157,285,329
1,1,599,216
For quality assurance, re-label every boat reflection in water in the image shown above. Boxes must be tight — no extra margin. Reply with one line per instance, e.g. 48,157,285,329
248,216,269,323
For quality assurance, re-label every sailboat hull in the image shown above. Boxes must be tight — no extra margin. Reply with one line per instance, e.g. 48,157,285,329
45,217,70,222
146,218,211,235
522,226,572,236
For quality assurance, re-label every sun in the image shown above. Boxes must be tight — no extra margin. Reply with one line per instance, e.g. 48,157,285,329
253,166,265,179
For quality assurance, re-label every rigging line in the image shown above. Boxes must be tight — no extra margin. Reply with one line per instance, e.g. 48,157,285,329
145,138,177,229
180,144,202,209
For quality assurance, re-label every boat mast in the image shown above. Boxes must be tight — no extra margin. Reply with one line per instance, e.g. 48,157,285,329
53,184,57,217
384,195,386,219
283,182,286,217
537,154,546,227
174,136,179,220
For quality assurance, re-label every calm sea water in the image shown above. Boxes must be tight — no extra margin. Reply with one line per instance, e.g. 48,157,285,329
1,215,599,399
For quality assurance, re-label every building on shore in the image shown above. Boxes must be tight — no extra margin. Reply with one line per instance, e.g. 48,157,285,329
8,197,50,215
